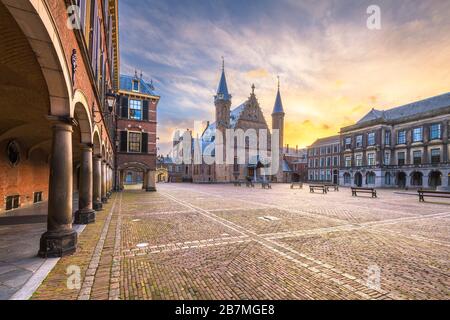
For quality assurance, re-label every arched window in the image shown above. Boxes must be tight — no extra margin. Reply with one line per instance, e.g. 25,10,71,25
385,172,391,185
344,173,351,185
366,172,376,185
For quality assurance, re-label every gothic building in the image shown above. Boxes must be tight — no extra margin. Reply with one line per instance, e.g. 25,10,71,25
191,62,287,183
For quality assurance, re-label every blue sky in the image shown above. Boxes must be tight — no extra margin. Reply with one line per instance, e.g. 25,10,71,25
119,0,450,154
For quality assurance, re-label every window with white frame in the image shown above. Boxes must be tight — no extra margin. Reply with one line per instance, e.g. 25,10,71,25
430,123,441,140
355,154,363,167
431,149,441,164
129,99,143,120
397,130,406,144
384,152,390,165
345,137,352,149
397,152,405,166
356,135,363,148
385,131,391,145
333,156,339,166
345,156,351,168
367,153,375,166
412,127,423,142
413,150,422,165
368,132,375,146
128,132,142,153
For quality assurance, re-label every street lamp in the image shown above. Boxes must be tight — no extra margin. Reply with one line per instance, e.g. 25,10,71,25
93,90,118,124
105,90,117,113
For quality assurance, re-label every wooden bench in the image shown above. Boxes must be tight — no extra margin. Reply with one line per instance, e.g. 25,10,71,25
290,182,303,189
418,189,450,202
246,181,255,188
325,184,339,192
351,187,377,198
233,181,242,187
262,182,272,189
309,185,327,194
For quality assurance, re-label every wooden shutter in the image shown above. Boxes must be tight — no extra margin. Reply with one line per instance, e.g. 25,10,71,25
120,131,127,152
143,100,149,121
121,96,128,118
141,133,148,153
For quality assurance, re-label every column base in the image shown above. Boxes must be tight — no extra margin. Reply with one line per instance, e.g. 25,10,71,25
146,187,157,192
38,229,77,258
74,209,96,225
93,201,103,211
102,197,108,204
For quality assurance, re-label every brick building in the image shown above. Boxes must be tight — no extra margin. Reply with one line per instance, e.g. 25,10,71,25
0,0,120,257
190,62,287,183
307,136,341,184
339,93,450,189
283,145,308,182
116,73,160,191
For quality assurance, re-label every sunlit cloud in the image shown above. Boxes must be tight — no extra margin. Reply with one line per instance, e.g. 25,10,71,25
119,0,450,154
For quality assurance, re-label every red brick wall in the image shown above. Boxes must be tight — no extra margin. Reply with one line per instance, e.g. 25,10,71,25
0,141,49,214
48,0,115,147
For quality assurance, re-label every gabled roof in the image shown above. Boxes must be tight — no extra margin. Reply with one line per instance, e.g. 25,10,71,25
357,92,450,125
119,74,157,96
357,109,385,124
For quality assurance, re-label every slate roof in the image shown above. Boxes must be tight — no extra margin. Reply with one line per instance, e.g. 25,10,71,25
309,135,340,147
272,88,284,114
119,74,157,96
215,69,231,101
282,160,292,172
157,156,174,165
357,92,450,125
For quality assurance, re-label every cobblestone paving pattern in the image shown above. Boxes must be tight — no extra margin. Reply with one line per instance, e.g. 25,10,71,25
34,184,450,300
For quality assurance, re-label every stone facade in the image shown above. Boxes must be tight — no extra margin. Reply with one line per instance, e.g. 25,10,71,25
339,93,450,189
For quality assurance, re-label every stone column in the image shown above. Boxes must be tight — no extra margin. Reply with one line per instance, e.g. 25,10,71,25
101,161,107,203
93,156,103,211
146,170,156,192
119,170,124,190
74,144,95,224
39,120,77,258
106,165,111,198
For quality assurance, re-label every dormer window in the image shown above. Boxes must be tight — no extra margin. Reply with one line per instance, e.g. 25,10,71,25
132,80,139,92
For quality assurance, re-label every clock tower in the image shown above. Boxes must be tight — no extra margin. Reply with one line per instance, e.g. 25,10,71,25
214,58,232,181
214,58,231,131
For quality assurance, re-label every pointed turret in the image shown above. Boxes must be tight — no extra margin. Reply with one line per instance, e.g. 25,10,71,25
215,57,231,103
272,76,285,115
272,76,285,182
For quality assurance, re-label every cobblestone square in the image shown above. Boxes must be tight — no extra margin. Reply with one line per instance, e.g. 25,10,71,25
33,184,450,300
